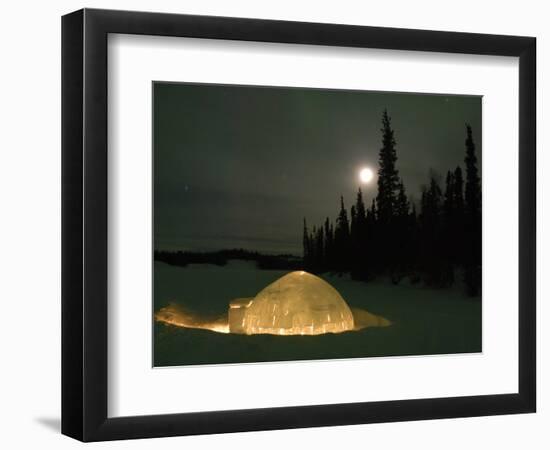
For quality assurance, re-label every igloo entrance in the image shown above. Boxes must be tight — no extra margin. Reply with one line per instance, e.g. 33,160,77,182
228,271,355,335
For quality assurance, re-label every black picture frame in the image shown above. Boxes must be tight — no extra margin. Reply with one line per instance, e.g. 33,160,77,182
61,8,536,442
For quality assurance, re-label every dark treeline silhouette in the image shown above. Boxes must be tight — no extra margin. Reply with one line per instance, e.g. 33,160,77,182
303,111,482,296
154,249,303,271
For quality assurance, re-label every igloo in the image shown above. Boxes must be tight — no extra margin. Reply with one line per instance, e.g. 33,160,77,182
228,271,355,335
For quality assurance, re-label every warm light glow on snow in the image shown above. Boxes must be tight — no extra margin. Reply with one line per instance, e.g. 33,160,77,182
155,271,391,335
155,305,230,333
359,167,374,184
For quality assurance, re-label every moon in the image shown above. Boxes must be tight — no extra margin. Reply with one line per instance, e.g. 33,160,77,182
359,167,374,184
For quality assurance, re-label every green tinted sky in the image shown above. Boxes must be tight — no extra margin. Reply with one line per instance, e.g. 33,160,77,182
154,82,481,254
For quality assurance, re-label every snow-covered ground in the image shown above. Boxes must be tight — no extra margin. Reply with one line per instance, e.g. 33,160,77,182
154,260,481,366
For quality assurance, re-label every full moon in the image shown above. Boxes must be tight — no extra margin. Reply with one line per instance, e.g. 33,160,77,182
359,167,374,184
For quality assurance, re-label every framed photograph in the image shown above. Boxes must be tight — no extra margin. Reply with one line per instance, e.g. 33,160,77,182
62,8,536,441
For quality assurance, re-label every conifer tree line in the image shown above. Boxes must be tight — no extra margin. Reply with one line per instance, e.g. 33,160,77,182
302,110,482,296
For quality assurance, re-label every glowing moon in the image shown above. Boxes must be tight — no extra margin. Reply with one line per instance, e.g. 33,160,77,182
359,167,374,184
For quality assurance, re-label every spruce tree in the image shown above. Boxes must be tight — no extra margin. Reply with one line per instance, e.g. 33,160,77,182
350,206,358,276
442,171,456,285
445,167,465,268
355,188,367,226
453,166,464,213
302,218,310,269
463,124,482,296
393,180,410,283
464,125,481,219
350,205,357,241
315,226,324,271
409,201,419,281
451,166,465,266
366,198,378,275
329,221,335,270
334,196,351,273
443,170,455,220
310,226,317,270
369,198,377,221
324,217,334,272
376,110,400,225
376,110,401,275
352,188,368,280
419,174,445,286
336,196,350,239
395,180,409,219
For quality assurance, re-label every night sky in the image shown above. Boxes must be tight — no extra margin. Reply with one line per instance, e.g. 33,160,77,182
154,82,481,255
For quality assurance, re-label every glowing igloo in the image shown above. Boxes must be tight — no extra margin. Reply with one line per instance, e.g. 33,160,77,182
228,271,355,335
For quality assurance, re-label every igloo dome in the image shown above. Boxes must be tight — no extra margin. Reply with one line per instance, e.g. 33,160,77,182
229,271,355,335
